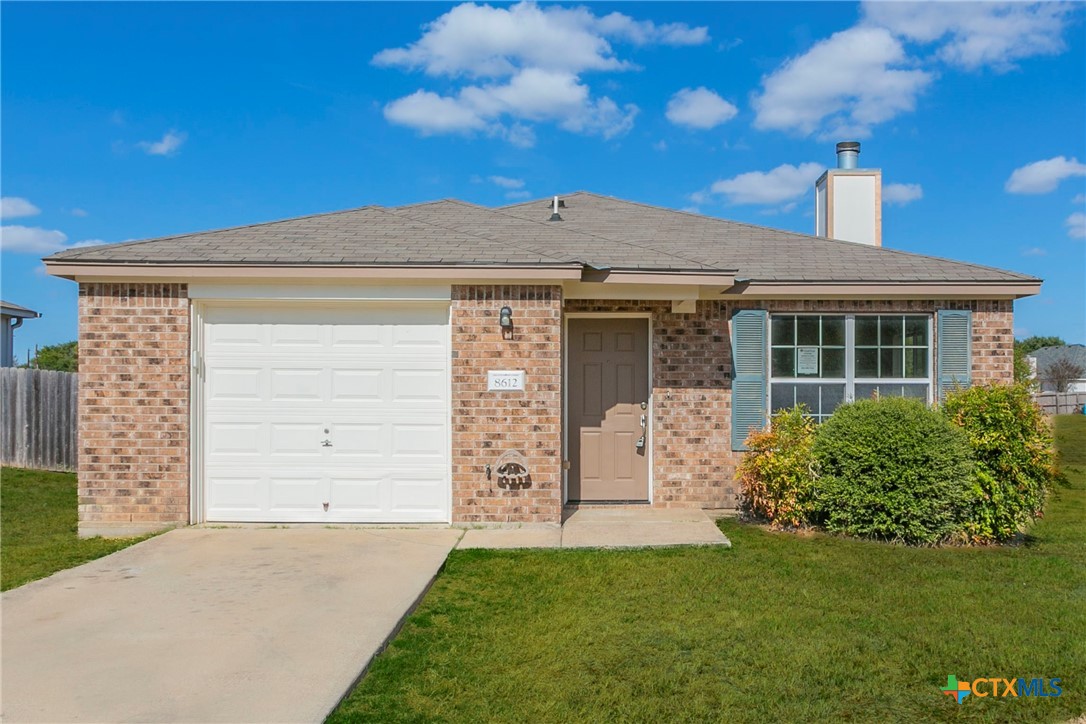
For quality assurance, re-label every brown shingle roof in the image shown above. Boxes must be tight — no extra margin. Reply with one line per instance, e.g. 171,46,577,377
45,190,1037,284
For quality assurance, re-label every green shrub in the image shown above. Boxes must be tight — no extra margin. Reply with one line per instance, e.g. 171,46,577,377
811,397,974,545
943,383,1060,542
736,406,817,527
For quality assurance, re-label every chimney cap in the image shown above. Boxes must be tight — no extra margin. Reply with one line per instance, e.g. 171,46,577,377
836,141,861,153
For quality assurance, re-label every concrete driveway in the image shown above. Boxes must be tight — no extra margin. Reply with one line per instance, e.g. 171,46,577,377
1,526,461,723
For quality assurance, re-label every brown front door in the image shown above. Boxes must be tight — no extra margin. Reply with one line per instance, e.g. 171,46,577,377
568,317,650,501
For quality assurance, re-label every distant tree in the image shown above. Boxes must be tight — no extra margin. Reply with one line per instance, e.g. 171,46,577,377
1016,335,1066,356
1041,355,1085,394
26,341,78,372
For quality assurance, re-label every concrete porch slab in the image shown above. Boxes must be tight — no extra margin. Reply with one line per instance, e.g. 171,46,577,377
455,508,730,550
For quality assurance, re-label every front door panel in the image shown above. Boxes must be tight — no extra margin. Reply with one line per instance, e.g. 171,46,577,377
568,318,650,501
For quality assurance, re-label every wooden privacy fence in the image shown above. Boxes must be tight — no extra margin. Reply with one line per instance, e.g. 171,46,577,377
1,368,78,472
1033,391,1086,416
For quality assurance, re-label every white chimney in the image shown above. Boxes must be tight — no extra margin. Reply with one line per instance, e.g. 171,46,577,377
815,141,882,246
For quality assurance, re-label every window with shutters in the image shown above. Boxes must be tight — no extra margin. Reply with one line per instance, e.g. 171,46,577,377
770,314,932,421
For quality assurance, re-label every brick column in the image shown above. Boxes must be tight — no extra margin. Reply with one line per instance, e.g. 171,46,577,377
78,283,189,537
450,285,562,525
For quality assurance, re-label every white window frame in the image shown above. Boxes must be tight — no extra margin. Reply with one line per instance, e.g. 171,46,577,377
768,314,934,419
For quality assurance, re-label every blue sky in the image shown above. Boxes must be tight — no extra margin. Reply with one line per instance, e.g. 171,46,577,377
2,1,1084,361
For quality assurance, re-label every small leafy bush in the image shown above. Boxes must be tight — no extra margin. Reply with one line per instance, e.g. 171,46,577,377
737,406,817,527
943,383,1060,542
811,397,974,545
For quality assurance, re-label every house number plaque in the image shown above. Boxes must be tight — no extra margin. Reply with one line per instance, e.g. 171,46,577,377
487,370,526,392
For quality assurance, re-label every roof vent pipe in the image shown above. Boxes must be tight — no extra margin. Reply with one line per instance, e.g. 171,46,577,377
549,195,563,221
836,141,860,169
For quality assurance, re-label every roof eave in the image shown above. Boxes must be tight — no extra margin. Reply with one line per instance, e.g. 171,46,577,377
722,280,1042,300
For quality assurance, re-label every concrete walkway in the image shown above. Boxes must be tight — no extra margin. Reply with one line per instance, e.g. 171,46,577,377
458,507,731,549
1,527,461,723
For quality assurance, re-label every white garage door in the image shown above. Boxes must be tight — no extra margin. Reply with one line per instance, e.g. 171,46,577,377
202,303,450,523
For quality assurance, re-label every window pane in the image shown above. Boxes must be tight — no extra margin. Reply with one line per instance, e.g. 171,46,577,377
822,316,845,346
771,383,797,413
795,383,820,413
905,348,927,378
772,316,795,346
880,348,904,377
772,347,795,377
856,317,879,346
901,384,929,400
904,316,928,346
820,384,846,417
880,316,903,346
856,348,878,377
822,348,845,378
797,317,820,346
855,383,879,401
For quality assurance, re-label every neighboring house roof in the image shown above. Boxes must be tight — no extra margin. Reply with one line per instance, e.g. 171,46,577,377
43,191,1040,294
1029,344,1086,373
0,300,40,319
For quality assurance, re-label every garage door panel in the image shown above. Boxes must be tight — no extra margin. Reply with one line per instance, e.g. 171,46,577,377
270,368,324,402
208,368,263,401
207,475,264,513
269,476,325,511
330,369,385,401
391,424,446,459
389,472,448,517
203,302,450,523
328,423,386,457
207,422,263,457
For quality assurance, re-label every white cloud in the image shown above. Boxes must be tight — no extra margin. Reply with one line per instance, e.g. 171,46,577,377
1022,247,1047,257
505,190,532,200
1073,193,1086,206
0,225,68,254
1067,212,1086,240
653,139,668,152
138,129,186,156
374,2,707,78
384,68,637,143
0,197,41,219
665,87,738,130
489,175,525,189
709,162,824,206
375,2,704,144
862,2,1073,72
752,27,932,139
69,239,110,249
1005,156,1086,194
883,182,923,206
70,208,88,217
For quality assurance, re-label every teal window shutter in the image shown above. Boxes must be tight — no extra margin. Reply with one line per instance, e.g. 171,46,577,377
937,309,972,400
731,309,768,451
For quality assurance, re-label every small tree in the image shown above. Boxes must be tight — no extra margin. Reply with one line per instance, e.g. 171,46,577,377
26,341,78,372
1016,335,1066,356
1042,355,1085,394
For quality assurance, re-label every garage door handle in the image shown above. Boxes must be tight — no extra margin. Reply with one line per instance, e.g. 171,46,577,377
321,439,333,447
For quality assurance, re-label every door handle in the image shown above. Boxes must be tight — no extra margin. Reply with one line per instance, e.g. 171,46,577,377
640,414,646,429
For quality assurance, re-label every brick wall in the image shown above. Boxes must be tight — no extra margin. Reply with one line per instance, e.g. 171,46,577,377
78,283,189,537
451,285,563,524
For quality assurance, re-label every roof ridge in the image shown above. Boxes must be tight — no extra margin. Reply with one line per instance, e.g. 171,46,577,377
44,204,386,259
505,192,1037,283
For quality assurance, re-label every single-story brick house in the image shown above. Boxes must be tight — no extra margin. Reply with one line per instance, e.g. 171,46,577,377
45,190,1039,537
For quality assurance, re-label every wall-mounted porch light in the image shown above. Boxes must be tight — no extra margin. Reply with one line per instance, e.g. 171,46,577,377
499,306,513,339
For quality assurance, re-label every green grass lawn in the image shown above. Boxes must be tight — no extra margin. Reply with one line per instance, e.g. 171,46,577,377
331,415,1086,723
1,467,152,591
